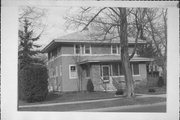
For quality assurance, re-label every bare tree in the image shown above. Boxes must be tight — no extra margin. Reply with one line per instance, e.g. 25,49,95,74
65,7,149,97
145,8,167,83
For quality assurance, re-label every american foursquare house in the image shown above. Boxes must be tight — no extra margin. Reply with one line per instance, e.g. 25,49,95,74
42,31,152,92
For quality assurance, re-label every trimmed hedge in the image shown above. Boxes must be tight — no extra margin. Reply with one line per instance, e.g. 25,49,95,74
19,64,48,102
87,79,94,92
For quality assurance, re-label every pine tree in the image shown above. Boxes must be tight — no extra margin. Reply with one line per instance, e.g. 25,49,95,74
18,18,43,69
137,41,158,58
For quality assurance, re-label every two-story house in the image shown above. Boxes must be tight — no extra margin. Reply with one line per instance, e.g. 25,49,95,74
42,31,152,92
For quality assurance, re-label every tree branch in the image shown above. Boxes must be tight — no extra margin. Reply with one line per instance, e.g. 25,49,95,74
82,7,107,31
109,7,121,18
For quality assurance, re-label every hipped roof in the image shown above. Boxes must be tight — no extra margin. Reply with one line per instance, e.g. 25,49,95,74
42,31,146,53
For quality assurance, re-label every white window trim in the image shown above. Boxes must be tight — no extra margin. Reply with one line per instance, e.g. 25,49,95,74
69,64,77,79
74,44,82,55
84,44,91,54
111,45,118,54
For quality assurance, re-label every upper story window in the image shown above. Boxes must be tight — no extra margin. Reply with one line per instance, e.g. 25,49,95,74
84,45,91,54
111,45,118,54
74,45,81,54
48,48,57,60
57,47,61,55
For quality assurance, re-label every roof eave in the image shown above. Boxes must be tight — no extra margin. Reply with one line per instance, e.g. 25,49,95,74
41,40,55,53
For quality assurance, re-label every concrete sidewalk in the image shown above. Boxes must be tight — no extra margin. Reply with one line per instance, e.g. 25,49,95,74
19,94,166,109
19,97,123,108
137,94,166,98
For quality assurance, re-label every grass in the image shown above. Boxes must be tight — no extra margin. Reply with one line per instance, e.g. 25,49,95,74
19,86,166,106
135,85,166,95
18,96,166,111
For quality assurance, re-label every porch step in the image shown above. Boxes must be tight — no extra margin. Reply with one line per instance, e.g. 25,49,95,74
99,83,117,91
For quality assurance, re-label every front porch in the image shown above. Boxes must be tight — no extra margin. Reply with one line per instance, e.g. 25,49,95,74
80,62,148,92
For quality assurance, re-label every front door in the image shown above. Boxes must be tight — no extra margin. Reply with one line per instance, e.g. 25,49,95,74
102,65,110,82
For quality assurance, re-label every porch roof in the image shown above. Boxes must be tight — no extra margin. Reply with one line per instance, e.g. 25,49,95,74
79,55,153,64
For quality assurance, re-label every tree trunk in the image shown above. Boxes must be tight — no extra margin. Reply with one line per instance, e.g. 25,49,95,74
119,8,134,97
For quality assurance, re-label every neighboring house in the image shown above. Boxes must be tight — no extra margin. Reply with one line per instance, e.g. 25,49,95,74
42,31,153,92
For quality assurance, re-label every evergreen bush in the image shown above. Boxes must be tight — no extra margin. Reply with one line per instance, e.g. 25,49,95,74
115,89,124,95
87,79,94,92
148,88,156,93
157,76,164,87
19,64,48,102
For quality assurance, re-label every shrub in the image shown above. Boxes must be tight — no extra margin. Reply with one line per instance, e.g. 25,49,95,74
148,88,156,93
19,64,48,102
157,77,164,87
87,79,94,92
115,89,124,95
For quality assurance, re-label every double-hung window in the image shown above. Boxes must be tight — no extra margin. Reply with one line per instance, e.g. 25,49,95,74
75,45,81,54
112,64,119,76
84,45,91,54
119,63,124,76
131,63,139,75
111,45,118,54
69,65,77,79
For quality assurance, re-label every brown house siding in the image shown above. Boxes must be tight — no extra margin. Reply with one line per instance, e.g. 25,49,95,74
61,44,74,54
61,56,79,91
47,56,62,91
81,66,88,91
91,44,111,54
90,64,102,91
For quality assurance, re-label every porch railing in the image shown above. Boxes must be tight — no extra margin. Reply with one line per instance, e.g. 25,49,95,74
100,77,117,91
111,77,123,90
100,77,108,91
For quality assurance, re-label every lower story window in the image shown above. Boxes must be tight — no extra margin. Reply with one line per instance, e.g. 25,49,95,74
132,63,139,75
69,65,77,79
119,63,124,76
112,64,119,76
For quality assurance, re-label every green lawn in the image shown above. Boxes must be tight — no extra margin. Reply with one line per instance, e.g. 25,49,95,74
19,86,166,107
19,91,117,106
18,96,166,111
